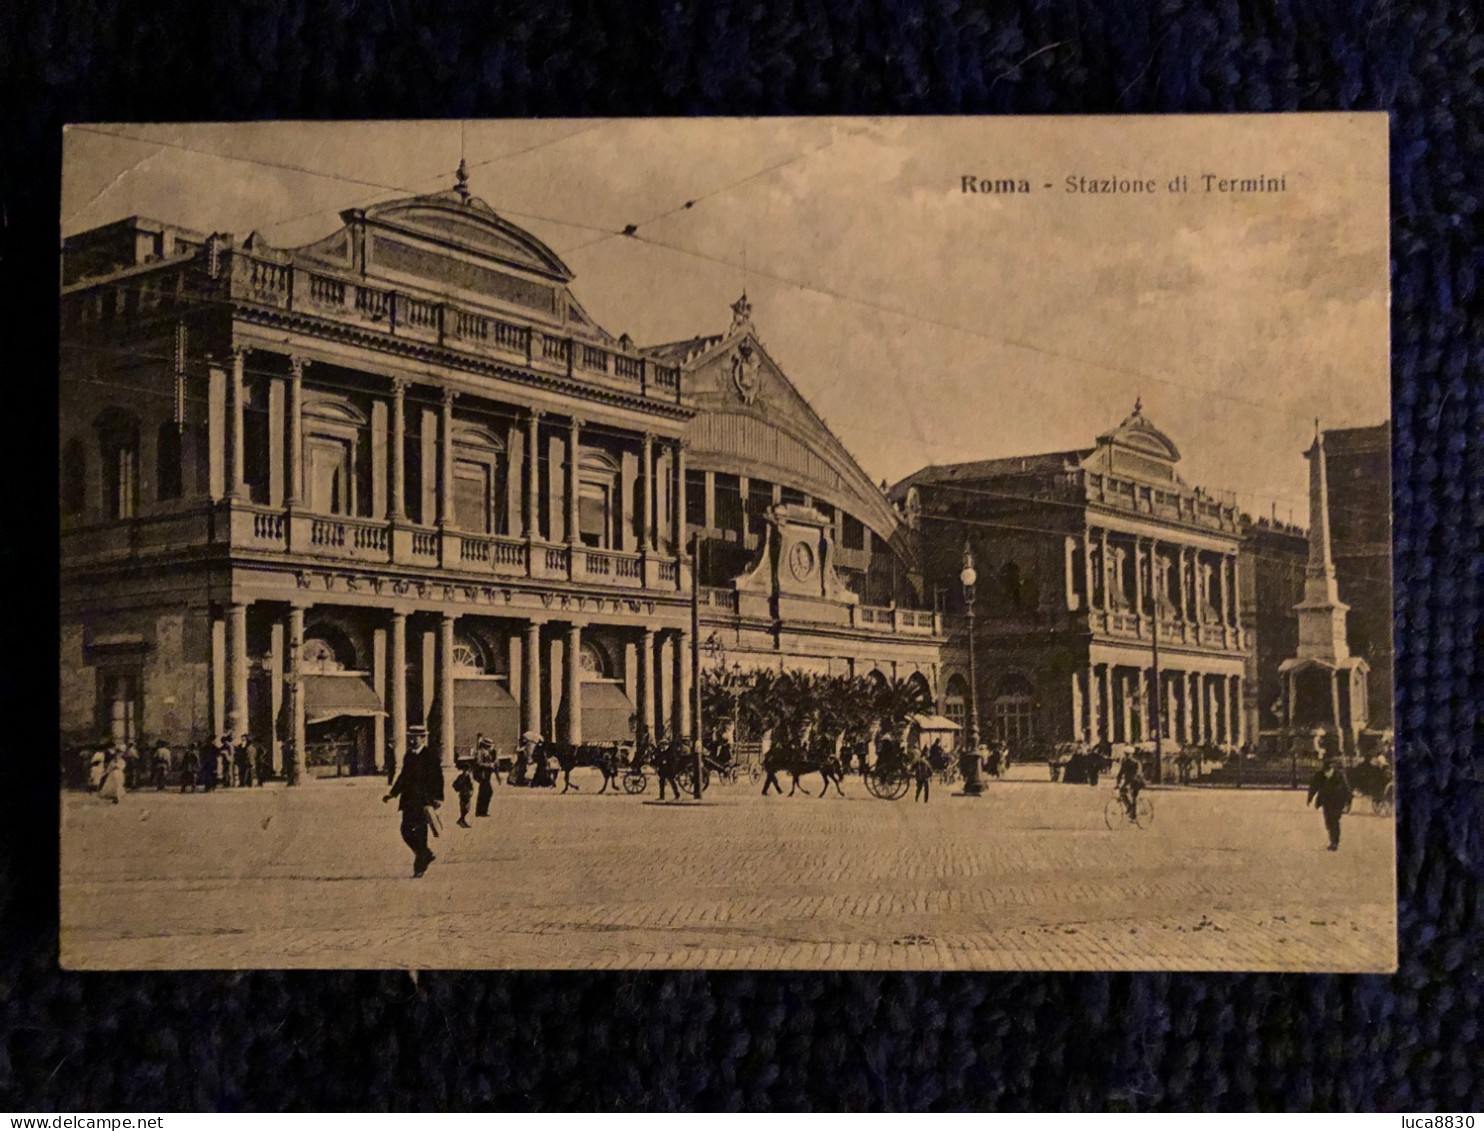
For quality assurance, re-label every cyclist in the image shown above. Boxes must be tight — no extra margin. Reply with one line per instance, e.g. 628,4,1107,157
1114,748,1146,823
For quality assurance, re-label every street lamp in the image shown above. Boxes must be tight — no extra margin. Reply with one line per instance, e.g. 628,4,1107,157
960,542,984,796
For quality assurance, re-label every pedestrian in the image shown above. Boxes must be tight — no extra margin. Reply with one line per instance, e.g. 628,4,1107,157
88,747,106,791
123,741,140,789
150,740,171,790
180,745,201,792
473,758,495,817
452,763,475,828
912,748,932,802
235,734,253,788
216,735,234,787
384,725,445,877
1307,758,1354,851
656,738,682,801
98,749,127,803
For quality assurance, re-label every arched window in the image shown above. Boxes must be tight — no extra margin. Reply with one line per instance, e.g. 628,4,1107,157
302,396,367,517
579,640,613,680
999,561,1022,610
453,630,498,676
61,437,87,516
578,450,620,549
301,624,358,673
991,675,1036,747
94,408,139,520
156,422,183,501
452,424,508,536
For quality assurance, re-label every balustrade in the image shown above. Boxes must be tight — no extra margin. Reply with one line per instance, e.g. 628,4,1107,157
226,252,674,399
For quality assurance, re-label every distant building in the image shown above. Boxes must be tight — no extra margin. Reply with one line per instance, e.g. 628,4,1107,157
1238,515,1309,746
894,402,1250,764
1277,426,1371,756
1323,422,1393,731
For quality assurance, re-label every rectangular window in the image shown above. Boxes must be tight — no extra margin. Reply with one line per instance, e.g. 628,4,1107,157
106,444,139,520
685,469,707,528
156,423,183,501
842,514,865,551
714,474,743,534
454,459,492,534
746,480,773,538
306,435,353,515
579,481,610,548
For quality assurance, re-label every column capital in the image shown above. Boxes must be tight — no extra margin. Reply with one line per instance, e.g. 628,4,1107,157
569,416,585,432
230,344,249,365
642,431,655,447
288,354,308,379
390,375,409,395
527,408,545,424
441,387,458,407
525,615,549,628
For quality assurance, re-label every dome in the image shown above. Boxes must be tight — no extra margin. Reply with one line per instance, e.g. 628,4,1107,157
1098,398,1181,462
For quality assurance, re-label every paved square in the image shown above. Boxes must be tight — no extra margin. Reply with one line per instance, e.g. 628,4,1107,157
61,768,1396,971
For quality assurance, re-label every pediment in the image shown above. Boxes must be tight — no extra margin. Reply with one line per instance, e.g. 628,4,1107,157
679,330,907,550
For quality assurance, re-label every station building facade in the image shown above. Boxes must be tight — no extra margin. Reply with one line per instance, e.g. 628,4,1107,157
59,180,943,777
893,403,1251,760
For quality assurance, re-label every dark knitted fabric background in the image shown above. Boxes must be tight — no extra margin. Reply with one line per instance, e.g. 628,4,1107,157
1,0,1480,1112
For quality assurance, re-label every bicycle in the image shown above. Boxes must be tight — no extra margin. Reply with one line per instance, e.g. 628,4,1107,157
1104,786,1154,829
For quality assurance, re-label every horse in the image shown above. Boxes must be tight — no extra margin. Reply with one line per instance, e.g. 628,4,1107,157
782,740,847,797
552,743,629,794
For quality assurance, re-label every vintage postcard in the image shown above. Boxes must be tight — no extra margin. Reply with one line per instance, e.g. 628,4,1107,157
59,116,1395,970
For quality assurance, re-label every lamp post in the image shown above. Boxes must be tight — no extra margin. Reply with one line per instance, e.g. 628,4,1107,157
960,543,984,796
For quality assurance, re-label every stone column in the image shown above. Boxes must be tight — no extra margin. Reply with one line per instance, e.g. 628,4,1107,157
287,357,305,507
268,376,285,507
207,362,227,502
1083,527,1098,615
673,628,692,741
674,440,688,552
389,378,406,519
1099,529,1112,613
226,602,249,740
564,622,583,746
1232,674,1245,747
1134,541,1147,619
1086,666,1100,744
227,347,247,500
287,604,306,782
566,418,583,547
1099,664,1111,744
268,620,284,772
390,611,407,773
1070,669,1083,743
703,470,716,531
1191,672,1204,743
638,626,656,743
437,612,456,769
1064,536,1079,611
1135,667,1148,742
525,411,542,541
522,619,543,739
641,433,655,553
438,389,455,528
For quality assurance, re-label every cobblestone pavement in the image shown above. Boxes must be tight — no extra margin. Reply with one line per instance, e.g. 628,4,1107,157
61,767,1396,971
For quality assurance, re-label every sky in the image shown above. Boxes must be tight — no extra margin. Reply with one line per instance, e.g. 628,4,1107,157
61,116,1391,525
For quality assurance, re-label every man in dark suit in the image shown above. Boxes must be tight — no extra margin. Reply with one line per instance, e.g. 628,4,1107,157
384,725,445,877
1307,757,1354,851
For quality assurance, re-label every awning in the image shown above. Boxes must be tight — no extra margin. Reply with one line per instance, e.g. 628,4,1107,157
453,678,520,753
580,681,636,744
303,674,385,725
911,714,962,732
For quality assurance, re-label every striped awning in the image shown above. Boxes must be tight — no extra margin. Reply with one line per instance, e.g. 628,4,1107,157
454,678,520,754
911,714,962,732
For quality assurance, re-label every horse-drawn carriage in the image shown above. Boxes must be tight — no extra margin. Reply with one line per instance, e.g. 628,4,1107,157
1347,758,1395,816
